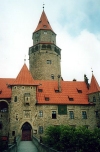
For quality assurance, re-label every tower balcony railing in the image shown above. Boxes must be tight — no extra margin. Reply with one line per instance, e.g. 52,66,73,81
29,43,61,56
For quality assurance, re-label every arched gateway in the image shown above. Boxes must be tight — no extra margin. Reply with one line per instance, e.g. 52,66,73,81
21,122,32,141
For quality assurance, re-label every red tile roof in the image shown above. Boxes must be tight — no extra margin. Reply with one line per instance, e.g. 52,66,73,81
0,78,14,98
34,10,54,33
11,64,38,86
36,80,91,105
88,74,100,94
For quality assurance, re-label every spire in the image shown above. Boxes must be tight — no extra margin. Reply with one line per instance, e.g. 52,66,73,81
88,74,100,94
34,10,54,33
12,64,38,85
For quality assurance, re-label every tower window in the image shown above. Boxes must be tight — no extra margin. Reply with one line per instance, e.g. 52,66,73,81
44,31,47,34
47,60,51,64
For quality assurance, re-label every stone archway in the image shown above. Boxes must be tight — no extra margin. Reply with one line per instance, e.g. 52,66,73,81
21,122,32,141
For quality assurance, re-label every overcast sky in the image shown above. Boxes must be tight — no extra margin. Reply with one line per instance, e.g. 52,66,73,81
0,0,100,84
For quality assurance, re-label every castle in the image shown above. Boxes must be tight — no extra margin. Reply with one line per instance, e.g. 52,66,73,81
0,9,100,143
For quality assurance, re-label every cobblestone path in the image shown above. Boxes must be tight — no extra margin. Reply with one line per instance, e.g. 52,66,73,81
17,141,39,152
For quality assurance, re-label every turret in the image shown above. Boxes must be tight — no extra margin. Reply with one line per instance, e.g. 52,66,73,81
29,10,61,80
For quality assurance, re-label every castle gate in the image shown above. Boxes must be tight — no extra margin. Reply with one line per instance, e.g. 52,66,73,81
21,122,32,141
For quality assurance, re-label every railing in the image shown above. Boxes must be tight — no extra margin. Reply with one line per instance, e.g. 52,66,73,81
32,136,60,152
7,136,21,152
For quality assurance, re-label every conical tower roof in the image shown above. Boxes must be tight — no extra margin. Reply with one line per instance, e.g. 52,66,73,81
34,10,54,33
12,64,38,86
88,74,100,94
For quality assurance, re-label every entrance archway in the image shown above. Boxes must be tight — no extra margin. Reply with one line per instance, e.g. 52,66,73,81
21,122,32,141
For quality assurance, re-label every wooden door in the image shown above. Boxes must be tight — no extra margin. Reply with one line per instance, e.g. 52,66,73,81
22,130,31,141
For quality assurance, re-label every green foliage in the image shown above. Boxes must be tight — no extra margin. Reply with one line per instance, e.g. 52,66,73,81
43,125,100,152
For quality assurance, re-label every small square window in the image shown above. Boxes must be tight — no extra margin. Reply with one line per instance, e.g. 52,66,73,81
52,111,56,119
82,111,87,119
47,60,51,64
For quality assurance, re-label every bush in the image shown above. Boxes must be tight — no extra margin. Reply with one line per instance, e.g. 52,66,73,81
43,125,100,152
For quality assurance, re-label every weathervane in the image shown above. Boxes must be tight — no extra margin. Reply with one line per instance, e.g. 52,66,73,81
91,68,93,74
24,55,26,64
43,3,45,10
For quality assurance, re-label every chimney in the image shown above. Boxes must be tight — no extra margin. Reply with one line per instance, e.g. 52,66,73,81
58,75,61,92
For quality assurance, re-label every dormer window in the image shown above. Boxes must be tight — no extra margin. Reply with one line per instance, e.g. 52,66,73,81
77,89,82,93
68,96,74,101
38,89,43,92
24,93,30,105
43,25,47,28
45,97,49,101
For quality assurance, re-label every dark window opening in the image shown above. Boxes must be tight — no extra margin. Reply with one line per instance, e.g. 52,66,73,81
14,96,17,102
52,111,56,119
0,122,3,130
12,131,15,136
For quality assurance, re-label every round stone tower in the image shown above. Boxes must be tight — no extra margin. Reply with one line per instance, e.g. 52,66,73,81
29,10,61,80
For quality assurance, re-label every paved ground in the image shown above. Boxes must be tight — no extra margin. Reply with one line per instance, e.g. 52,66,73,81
17,141,39,152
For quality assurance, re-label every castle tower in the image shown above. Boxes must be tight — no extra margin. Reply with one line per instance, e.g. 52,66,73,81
29,10,61,80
